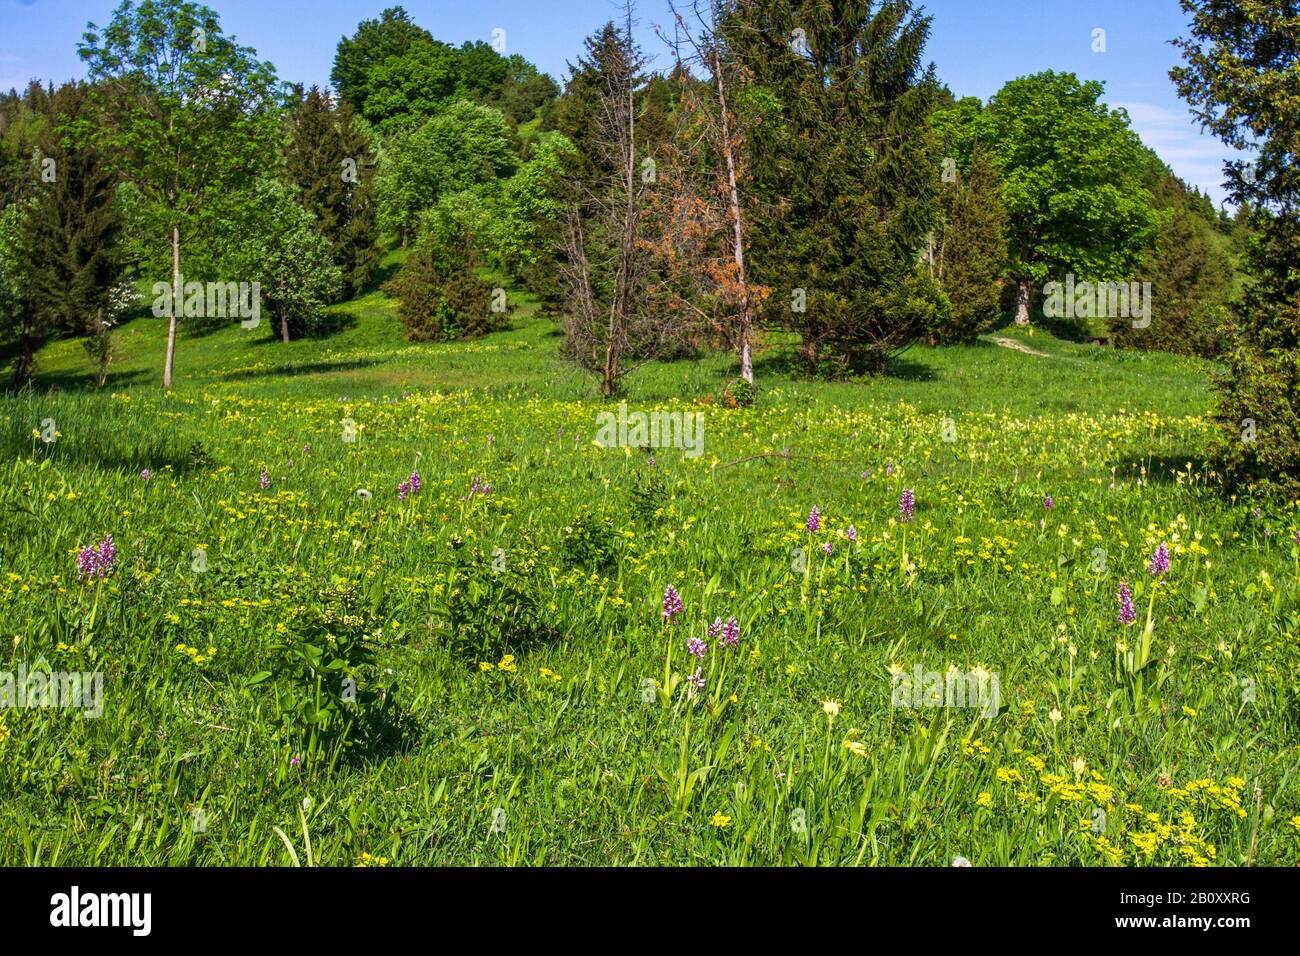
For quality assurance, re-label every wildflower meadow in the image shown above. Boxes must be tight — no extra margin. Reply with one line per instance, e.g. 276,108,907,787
2,289,1298,867
1,0,1299,882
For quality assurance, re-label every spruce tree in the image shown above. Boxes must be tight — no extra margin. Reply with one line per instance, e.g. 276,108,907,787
725,0,947,375
285,85,380,297
934,147,1007,344
9,81,123,387
1172,0,1300,496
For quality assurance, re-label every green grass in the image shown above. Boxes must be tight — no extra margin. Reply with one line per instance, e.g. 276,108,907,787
1,281,1298,866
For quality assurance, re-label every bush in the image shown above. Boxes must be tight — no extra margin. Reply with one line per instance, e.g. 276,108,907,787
251,579,400,758
1212,327,1300,499
560,507,621,572
932,149,1007,344
1108,195,1233,357
797,270,951,378
427,539,553,659
384,209,503,342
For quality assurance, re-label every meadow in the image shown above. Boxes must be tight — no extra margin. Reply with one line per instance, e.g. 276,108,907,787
1,273,1298,867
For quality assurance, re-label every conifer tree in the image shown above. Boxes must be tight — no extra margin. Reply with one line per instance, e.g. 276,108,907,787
285,85,380,297
7,81,123,387
933,147,1007,343
725,0,948,375
1172,0,1300,496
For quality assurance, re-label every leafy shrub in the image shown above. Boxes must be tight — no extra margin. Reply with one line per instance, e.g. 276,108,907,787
560,507,621,572
720,377,756,408
384,208,502,342
628,465,669,524
251,579,398,758
427,539,553,658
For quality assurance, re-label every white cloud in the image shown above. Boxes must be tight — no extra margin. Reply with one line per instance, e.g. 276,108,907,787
1112,99,1248,208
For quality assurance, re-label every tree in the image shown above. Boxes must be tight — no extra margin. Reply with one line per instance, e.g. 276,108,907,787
19,82,124,341
385,206,499,342
455,41,510,102
725,0,948,375
360,38,460,132
656,0,766,387
226,178,342,343
79,0,283,387
0,82,52,214
555,13,654,396
497,56,561,124
1172,0,1300,496
490,132,578,302
0,202,40,387
331,6,432,117
285,86,380,297
976,71,1156,326
932,146,1007,343
1108,173,1234,357
375,99,517,246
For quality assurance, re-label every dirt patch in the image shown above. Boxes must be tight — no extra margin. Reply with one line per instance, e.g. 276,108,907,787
990,336,1050,357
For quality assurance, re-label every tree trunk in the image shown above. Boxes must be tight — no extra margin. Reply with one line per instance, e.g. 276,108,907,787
96,309,108,387
1015,278,1032,326
12,304,37,389
711,0,754,386
164,224,179,387
603,35,638,400
280,313,290,344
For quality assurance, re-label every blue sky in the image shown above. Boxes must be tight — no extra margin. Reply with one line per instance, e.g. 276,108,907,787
0,0,1244,206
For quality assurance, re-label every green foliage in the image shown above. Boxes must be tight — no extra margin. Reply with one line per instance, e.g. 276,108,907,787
720,377,757,408
1173,0,1300,497
361,39,461,133
454,41,510,102
1109,175,1234,357
81,301,125,387
726,0,946,373
559,507,621,572
0,202,35,386
976,71,1157,314
330,5,433,118
253,578,399,758
218,178,341,341
428,540,552,659
384,208,499,342
497,55,561,124
375,99,518,246
486,132,577,300
332,10,556,134
19,83,124,337
285,86,381,298
932,147,1007,343
78,0,284,266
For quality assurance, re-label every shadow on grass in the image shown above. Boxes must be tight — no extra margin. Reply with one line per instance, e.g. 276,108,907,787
752,346,940,382
0,432,216,474
360,257,404,296
215,358,380,382
19,367,155,395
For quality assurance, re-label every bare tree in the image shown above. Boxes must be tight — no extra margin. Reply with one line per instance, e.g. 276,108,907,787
557,4,654,397
654,0,765,387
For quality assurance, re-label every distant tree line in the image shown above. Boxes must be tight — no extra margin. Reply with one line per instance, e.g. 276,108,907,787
1,0,1295,499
